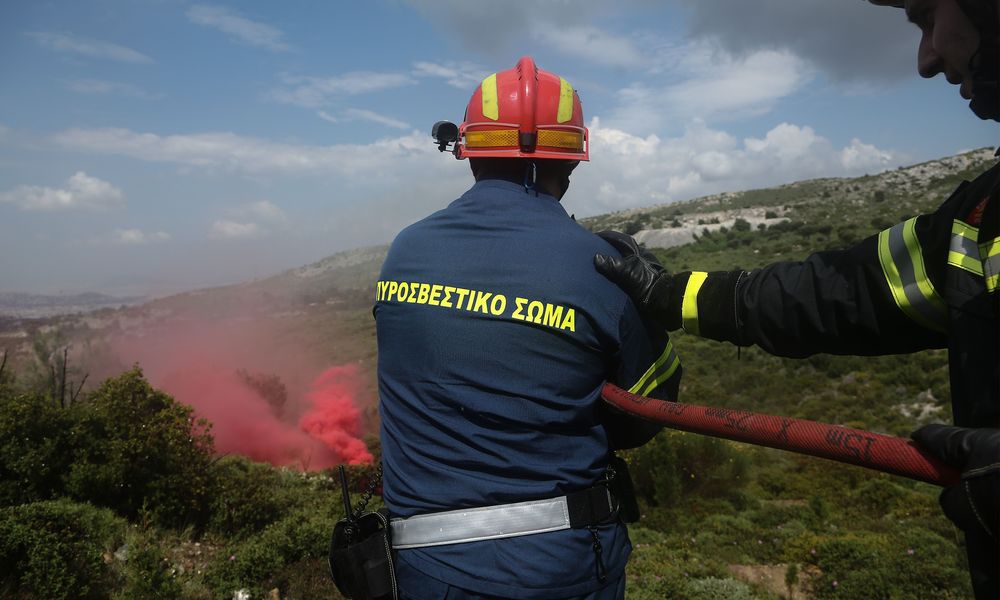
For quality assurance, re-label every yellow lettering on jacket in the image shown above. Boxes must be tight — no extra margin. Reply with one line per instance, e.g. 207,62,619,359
375,280,577,332
441,286,455,308
429,284,443,306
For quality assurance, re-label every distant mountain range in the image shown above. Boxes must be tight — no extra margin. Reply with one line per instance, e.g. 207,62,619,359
0,292,145,319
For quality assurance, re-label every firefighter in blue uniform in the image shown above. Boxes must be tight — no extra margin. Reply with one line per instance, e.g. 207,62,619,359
595,1,999,597
375,57,681,599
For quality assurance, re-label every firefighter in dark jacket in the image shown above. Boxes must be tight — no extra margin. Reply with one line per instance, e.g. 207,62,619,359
594,1,999,597
376,57,679,600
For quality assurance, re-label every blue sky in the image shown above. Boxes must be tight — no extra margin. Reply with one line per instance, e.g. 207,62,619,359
0,0,994,296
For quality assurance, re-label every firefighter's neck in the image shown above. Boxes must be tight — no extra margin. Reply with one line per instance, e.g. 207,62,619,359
471,164,565,200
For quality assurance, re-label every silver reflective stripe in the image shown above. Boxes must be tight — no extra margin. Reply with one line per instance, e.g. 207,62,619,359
390,497,571,549
986,253,1000,292
879,220,946,331
948,220,983,275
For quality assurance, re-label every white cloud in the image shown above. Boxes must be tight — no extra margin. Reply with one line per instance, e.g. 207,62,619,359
607,45,813,133
49,119,899,243
186,4,289,52
244,200,287,224
67,79,159,99
0,172,125,211
412,61,488,90
212,200,289,240
534,25,645,69
317,111,338,124
53,127,437,176
112,229,170,244
343,108,410,130
269,72,416,108
566,117,900,216
401,0,618,62
317,108,411,130
211,220,264,240
673,0,915,82
27,32,152,64
841,138,895,172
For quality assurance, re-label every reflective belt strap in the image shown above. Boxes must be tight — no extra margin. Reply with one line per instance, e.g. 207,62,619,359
390,486,615,550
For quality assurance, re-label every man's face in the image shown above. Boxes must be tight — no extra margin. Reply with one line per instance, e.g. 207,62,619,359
906,0,982,100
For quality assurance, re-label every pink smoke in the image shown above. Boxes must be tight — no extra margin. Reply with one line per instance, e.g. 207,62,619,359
106,316,374,470
158,364,371,469
299,365,373,466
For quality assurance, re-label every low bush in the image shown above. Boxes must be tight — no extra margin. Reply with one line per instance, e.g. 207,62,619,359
204,507,337,599
0,499,125,600
0,390,75,506
65,367,215,528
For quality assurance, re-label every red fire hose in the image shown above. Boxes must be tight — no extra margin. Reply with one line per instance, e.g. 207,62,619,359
601,383,960,487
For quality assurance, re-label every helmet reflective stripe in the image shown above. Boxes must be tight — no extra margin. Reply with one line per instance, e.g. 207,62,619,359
982,236,1000,292
482,73,499,121
877,218,947,332
465,129,585,151
948,220,984,276
557,78,574,124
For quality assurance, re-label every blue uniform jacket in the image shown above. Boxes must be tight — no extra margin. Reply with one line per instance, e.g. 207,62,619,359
375,179,679,599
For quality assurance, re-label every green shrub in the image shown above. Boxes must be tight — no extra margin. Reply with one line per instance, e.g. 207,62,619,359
686,577,754,600
204,508,336,599
112,529,183,600
65,367,215,528
627,431,750,507
208,456,294,538
0,499,125,600
0,390,75,506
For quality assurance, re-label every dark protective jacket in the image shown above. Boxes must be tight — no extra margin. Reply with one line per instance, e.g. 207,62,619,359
674,161,999,598
676,160,999,429
374,178,679,599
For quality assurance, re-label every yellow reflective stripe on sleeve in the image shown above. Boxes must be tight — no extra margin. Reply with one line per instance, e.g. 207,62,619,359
903,219,944,312
948,219,983,275
639,353,681,397
681,271,708,336
557,78,574,124
877,218,947,332
982,236,1000,292
481,73,499,121
628,339,680,396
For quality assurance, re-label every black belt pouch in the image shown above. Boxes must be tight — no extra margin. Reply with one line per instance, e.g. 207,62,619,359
329,508,398,600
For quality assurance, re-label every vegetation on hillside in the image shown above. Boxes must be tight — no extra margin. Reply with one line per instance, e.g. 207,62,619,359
2,149,993,598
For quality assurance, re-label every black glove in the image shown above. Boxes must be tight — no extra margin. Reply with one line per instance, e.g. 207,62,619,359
911,424,999,599
594,231,682,330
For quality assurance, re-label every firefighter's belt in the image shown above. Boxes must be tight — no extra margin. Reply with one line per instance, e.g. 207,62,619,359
389,483,617,549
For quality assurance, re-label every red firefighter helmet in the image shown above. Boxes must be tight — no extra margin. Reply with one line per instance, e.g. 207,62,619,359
456,56,589,161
